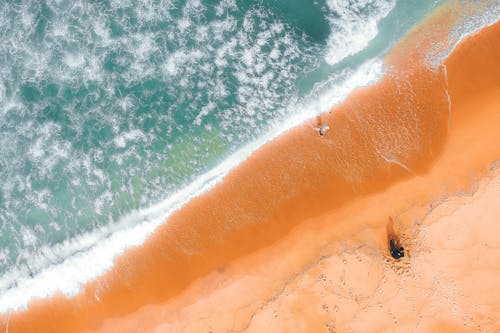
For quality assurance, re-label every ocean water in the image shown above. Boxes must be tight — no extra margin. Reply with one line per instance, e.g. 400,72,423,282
1,0,497,312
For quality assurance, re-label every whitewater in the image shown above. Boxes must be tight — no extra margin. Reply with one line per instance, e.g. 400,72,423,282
1,0,498,313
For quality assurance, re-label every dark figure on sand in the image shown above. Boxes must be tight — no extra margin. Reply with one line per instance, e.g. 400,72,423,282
389,239,405,259
386,217,405,259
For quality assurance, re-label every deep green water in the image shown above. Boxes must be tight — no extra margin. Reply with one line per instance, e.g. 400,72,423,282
0,0,452,311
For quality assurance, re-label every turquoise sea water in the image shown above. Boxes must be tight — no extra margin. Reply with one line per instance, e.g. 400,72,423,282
0,0,470,311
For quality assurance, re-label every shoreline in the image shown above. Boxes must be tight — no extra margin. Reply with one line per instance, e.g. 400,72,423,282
3,4,500,333
0,20,387,319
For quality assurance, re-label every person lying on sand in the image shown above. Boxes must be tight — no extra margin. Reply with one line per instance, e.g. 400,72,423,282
389,239,405,259
314,116,330,136
315,124,330,136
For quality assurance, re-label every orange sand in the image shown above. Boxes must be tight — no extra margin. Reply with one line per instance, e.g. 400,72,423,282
2,4,500,333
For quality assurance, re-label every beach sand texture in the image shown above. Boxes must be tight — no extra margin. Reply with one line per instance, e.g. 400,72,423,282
2,4,500,333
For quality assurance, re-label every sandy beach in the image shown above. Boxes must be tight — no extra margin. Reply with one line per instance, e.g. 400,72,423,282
2,4,500,333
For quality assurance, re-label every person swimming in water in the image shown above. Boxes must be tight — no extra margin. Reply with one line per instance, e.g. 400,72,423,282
389,239,405,259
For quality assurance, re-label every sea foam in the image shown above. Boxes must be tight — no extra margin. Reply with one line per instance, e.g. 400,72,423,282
324,0,396,65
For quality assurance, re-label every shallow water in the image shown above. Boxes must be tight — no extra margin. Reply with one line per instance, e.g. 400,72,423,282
0,0,452,311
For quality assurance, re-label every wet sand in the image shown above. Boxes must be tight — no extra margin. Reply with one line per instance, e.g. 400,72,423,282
3,4,500,333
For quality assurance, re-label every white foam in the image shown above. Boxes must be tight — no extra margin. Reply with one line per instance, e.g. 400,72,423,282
215,0,237,17
63,53,85,69
324,0,395,65
163,49,205,77
28,123,72,175
113,129,145,148
0,57,385,313
429,1,500,67
194,102,216,126
0,249,8,265
20,227,38,247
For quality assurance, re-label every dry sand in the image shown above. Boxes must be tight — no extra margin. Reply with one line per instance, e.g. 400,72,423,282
2,4,500,333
